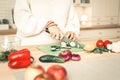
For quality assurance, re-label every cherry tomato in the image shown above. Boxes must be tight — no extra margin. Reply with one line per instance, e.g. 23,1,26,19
103,40,112,48
96,40,104,47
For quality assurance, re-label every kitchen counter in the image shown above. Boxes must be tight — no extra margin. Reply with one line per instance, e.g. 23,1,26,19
0,39,120,80
0,29,17,35
80,24,120,30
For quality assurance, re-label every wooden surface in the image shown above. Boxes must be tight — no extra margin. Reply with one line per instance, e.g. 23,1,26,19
0,29,17,35
81,24,120,30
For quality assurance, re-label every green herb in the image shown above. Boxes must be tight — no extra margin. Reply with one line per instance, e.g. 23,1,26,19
0,49,17,62
92,47,109,54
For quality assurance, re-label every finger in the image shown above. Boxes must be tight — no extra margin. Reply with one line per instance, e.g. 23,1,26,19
65,32,70,38
72,35,76,41
55,33,60,40
59,33,64,40
69,33,77,41
69,33,74,40
51,33,56,39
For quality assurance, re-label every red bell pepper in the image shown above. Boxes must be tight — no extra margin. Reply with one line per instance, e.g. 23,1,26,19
8,49,30,61
8,48,34,69
8,59,31,69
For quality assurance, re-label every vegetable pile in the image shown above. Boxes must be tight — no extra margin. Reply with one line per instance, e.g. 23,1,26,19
49,37,120,54
49,37,114,54
39,50,81,63
85,39,112,54
50,37,84,51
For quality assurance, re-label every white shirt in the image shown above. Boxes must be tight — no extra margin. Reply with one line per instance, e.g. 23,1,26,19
14,0,80,46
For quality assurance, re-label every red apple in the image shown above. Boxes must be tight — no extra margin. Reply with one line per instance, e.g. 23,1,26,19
47,65,67,80
34,73,55,80
24,65,45,80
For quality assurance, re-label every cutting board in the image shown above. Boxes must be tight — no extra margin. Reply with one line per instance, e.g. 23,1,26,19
37,43,83,54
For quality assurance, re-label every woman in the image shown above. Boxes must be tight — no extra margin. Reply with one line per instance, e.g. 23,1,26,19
14,0,80,45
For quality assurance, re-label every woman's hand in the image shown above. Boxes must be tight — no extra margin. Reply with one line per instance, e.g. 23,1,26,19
65,31,76,41
48,26,64,40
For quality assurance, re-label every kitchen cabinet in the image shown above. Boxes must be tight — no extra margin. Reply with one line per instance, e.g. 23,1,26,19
79,27,120,40
73,0,120,40
92,0,119,26
73,0,120,26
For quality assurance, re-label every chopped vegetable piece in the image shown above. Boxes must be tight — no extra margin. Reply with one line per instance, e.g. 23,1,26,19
71,54,81,61
70,41,76,47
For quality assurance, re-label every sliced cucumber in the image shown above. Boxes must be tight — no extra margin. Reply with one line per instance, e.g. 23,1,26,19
39,55,65,63
51,45,60,51
70,41,76,47
61,42,67,48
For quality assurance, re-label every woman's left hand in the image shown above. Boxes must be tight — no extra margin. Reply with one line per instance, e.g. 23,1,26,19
65,31,76,41
48,26,64,40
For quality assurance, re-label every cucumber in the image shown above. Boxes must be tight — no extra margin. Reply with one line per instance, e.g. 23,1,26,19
39,55,65,63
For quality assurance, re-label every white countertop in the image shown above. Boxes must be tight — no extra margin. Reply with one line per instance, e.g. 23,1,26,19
0,38,120,80
0,48,120,80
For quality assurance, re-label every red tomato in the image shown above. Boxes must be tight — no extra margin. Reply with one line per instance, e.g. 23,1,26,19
103,40,112,48
96,40,104,47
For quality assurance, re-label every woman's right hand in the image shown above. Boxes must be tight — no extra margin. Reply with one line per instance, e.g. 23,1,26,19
48,26,64,40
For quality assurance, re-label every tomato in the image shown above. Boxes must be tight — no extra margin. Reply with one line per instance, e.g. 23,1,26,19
103,40,112,48
96,40,104,47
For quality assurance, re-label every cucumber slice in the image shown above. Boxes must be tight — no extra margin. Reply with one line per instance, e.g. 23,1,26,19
61,42,67,48
51,46,56,51
51,45,60,51
70,41,76,47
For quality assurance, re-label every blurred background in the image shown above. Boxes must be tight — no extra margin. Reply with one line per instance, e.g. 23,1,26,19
0,0,120,40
